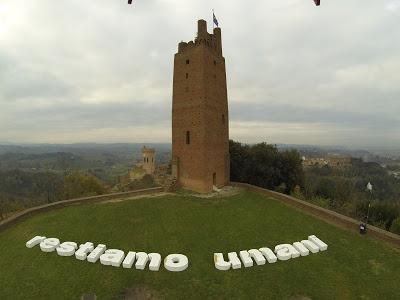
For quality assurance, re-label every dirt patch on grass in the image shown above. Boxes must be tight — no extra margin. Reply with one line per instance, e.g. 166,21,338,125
190,186,242,199
290,296,312,300
122,285,160,300
99,192,174,204
369,259,385,275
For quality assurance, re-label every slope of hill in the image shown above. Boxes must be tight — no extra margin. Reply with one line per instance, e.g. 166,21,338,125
0,190,399,299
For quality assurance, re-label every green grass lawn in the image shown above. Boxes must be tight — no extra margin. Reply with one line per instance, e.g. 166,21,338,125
0,190,399,299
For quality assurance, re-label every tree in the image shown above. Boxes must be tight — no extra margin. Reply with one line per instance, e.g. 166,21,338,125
229,140,304,194
279,150,304,192
390,217,400,235
0,199,5,220
0,197,12,220
229,140,251,183
62,171,107,199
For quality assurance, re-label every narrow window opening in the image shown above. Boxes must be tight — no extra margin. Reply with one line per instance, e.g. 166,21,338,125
214,60,217,66
186,59,190,64
222,114,225,124
213,173,216,185
186,131,190,145
186,73,188,79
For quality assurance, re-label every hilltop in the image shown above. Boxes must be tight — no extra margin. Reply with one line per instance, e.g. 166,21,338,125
0,189,399,299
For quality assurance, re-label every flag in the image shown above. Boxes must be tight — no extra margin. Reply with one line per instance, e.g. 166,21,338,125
213,12,219,27
314,0,321,6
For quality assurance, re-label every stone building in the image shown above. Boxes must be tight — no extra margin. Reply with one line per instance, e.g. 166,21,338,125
326,156,352,167
303,156,352,168
128,146,156,180
171,20,230,193
142,146,156,175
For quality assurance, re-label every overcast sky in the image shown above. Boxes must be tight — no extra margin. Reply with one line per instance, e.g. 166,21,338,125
0,0,399,148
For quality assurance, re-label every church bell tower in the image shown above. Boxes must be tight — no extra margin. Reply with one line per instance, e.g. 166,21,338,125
171,19,230,193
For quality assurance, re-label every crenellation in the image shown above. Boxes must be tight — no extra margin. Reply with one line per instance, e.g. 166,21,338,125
177,20,223,57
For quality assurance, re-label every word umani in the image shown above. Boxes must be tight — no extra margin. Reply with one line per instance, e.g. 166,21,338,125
214,235,328,271
26,236,188,272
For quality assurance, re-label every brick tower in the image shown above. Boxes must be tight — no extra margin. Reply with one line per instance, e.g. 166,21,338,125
171,19,230,193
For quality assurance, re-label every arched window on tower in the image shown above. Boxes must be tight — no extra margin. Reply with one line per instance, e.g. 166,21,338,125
186,131,190,145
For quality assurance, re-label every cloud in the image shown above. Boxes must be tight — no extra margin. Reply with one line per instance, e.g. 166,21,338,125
385,0,400,11
0,0,399,148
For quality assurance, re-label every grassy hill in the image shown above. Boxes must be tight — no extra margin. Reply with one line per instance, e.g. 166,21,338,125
0,190,399,299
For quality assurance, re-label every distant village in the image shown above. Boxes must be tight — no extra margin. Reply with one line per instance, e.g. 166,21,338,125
302,155,353,168
301,154,400,179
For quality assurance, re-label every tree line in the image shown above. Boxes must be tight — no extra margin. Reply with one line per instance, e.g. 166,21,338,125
229,140,400,234
229,140,304,194
299,162,400,233
0,170,107,219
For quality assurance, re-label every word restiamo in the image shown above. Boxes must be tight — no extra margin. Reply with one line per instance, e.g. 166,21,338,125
26,236,188,272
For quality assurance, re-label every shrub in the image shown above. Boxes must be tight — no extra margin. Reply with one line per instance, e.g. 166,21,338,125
390,217,400,235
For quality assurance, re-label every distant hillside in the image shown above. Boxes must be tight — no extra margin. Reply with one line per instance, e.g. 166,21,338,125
0,143,171,156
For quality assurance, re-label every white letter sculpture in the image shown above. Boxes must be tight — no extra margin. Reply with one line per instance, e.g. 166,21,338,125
122,251,136,269
87,244,106,263
164,254,188,272
100,249,125,267
40,238,60,253
75,242,94,260
26,236,46,248
57,242,78,257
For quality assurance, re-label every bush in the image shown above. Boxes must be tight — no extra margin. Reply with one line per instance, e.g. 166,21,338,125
62,171,107,199
390,217,400,235
118,174,156,192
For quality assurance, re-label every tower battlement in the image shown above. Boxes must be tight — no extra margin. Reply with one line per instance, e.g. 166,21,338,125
177,20,222,56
